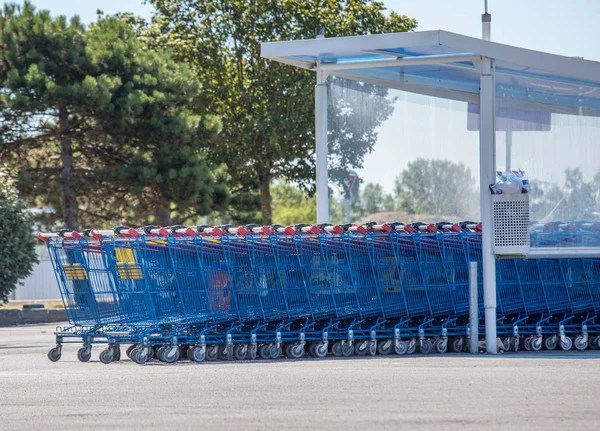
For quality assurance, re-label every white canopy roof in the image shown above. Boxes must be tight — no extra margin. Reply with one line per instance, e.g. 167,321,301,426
262,30,600,116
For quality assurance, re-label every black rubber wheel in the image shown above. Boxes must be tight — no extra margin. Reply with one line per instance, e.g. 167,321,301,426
354,341,368,356
99,349,114,364
206,346,218,362
112,346,121,362
259,344,272,360
394,340,408,355
162,347,180,363
450,337,464,353
288,343,305,359
131,348,148,365
218,345,229,361
48,347,61,362
420,339,433,354
234,344,247,360
544,335,558,350
341,342,354,357
77,347,91,363
126,345,136,359
313,342,328,358
156,346,167,362
435,339,448,354
367,341,377,356
377,339,393,355
191,346,206,363
247,344,257,361
270,344,282,359
331,342,343,357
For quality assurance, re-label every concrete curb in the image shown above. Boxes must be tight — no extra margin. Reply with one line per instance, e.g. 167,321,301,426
0,309,67,327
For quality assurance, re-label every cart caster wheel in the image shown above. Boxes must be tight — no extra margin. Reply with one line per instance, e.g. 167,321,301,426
186,347,195,361
126,345,136,359
313,342,328,359
407,339,417,355
270,344,282,359
560,336,573,351
596,336,600,350
367,340,377,356
331,341,343,357
574,335,588,351
77,347,91,363
435,338,448,354
234,344,248,360
419,339,433,354
512,337,519,352
163,347,180,363
589,336,599,349
156,346,166,362
112,346,121,362
131,347,149,365
218,345,229,361
286,343,304,359
377,339,393,355
190,346,206,363
247,344,257,361
48,347,62,362
259,344,272,360
523,336,533,351
99,349,114,364
450,337,465,353
206,346,218,362
502,337,512,352
354,340,368,356
307,343,317,358
531,336,542,351
341,342,354,357
394,340,408,355
544,335,558,350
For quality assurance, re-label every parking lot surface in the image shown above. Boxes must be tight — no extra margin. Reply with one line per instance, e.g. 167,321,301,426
1,324,600,430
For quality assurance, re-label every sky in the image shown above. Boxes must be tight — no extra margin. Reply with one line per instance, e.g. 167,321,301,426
4,0,600,214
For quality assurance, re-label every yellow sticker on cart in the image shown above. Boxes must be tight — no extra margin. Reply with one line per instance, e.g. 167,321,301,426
63,263,88,280
116,263,143,280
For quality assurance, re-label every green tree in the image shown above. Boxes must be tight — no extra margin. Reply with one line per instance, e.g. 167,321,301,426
271,183,316,225
0,169,37,303
394,158,478,218
354,182,394,217
531,168,598,222
146,0,417,224
0,3,227,229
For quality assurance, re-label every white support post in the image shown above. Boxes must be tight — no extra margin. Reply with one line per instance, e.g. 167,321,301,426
479,56,498,354
315,64,329,224
469,261,479,354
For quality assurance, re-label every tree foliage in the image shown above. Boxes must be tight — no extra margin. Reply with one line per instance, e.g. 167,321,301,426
531,167,599,222
394,158,478,218
0,169,37,303
271,183,316,225
146,0,417,224
354,182,395,217
0,2,228,230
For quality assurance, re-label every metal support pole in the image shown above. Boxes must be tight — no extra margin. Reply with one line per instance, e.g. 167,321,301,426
505,129,512,172
469,262,479,354
479,57,497,354
315,64,329,224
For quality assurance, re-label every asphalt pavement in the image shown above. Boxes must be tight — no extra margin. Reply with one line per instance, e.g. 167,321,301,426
1,323,600,430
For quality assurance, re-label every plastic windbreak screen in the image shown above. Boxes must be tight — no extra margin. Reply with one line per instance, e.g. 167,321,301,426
326,75,480,225
492,69,600,249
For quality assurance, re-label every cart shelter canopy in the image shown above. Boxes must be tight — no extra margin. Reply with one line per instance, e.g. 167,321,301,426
261,30,600,116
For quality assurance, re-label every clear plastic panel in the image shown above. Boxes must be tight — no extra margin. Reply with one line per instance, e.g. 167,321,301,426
327,76,481,225
494,71,600,249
